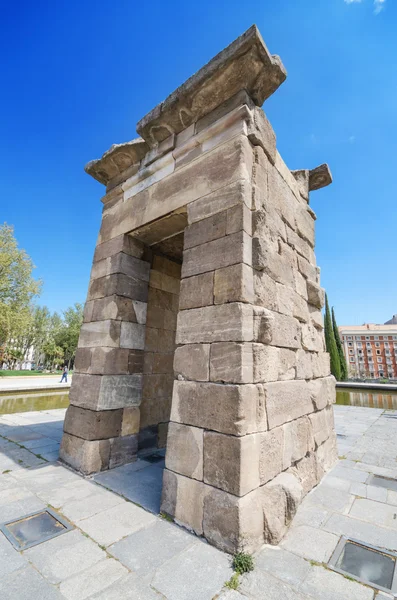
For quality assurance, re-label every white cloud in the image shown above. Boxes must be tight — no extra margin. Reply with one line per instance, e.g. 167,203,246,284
344,0,363,3
374,0,386,14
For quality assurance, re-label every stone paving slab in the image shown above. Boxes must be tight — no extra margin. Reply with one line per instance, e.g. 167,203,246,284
25,529,106,584
1,406,397,599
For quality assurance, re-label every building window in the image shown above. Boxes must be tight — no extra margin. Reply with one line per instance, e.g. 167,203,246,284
377,357,382,363
347,336,352,340
366,336,370,340
375,342,380,347
376,350,381,355
355,336,361,340
348,342,353,347
357,342,362,347
370,372,374,377
374,336,379,340
366,342,371,348
350,357,355,362
379,372,384,377
349,349,354,355
384,342,389,348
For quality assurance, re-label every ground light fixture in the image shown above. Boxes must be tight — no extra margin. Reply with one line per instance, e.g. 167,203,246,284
328,537,397,596
0,508,73,550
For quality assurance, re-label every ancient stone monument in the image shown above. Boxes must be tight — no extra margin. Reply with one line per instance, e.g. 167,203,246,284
60,25,337,552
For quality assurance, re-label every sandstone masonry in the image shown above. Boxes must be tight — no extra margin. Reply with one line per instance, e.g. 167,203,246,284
60,25,337,553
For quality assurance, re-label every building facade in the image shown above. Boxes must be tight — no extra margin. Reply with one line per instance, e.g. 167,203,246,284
339,322,397,380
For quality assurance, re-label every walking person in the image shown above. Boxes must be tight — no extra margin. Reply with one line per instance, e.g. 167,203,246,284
60,365,68,383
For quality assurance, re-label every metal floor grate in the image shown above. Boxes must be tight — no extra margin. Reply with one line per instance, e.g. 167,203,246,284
329,537,397,595
0,508,73,550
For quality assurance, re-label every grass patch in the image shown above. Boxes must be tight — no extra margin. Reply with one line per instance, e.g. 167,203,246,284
160,512,174,523
225,573,240,590
2,469,11,474
0,370,50,377
232,552,254,574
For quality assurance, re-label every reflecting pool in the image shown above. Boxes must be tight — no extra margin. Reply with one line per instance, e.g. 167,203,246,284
336,388,397,410
0,391,69,415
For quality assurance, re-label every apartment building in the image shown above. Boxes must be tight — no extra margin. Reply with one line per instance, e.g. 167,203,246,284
339,320,397,380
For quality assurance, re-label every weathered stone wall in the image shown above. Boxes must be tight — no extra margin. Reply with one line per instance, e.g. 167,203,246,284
140,255,181,451
61,25,337,553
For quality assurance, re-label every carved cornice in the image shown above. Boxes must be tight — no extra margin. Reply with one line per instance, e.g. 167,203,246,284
85,139,148,186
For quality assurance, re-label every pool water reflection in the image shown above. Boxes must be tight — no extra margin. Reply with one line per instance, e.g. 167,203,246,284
0,391,69,415
336,388,397,410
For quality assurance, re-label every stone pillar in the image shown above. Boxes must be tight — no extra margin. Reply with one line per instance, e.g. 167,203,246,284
60,230,150,474
61,24,337,551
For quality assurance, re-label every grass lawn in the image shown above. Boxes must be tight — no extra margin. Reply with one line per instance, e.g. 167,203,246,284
0,370,60,377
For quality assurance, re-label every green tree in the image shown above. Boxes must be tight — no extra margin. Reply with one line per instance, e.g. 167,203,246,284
0,223,42,361
332,307,348,381
324,294,341,381
55,303,83,368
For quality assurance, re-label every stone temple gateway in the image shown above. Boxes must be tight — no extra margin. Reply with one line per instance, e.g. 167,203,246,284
60,25,337,553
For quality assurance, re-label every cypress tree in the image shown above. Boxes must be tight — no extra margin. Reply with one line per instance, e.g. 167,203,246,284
332,307,348,381
324,294,341,381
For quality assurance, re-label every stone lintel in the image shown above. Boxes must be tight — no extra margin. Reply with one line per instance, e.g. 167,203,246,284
309,164,333,191
136,25,287,147
85,138,148,186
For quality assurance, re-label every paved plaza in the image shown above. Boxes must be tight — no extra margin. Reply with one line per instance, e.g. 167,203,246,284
0,405,396,599
0,376,71,391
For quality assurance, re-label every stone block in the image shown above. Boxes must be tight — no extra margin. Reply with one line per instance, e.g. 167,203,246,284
74,348,91,373
316,434,338,473
146,305,177,331
226,202,252,236
161,469,207,535
78,321,121,349
297,255,317,281
88,348,144,375
187,179,251,224
179,272,214,310
121,407,140,436
182,230,251,279
69,373,143,411
60,433,110,475
295,205,315,247
259,426,284,484
63,406,122,441
151,353,174,374
149,270,180,295
157,422,168,448
291,169,310,201
88,273,148,303
148,287,178,311
214,263,254,304
254,308,301,349
210,342,253,383
301,323,324,352
176,303,253,344
87,296,147,323
295,349,313,380
294,270,308,300
286,226,312,263
309,406,333,448
184,211,227,249
311,352,330,378
253,271,278,311
252,238,294,286
282,416,314,470
109,434,138,468
264,380,313,429
91,253,150,283
120,322,146,349
170,380,267,436
145,327,176,353
166,422,203,480
174,344,210,381
309,305,323,329
309,375,336,410
288,451,321,495
203,432,260,496
252,344,296,382
152,255,181,278
267,163,297,231
260,472,303,544
247,106,277,164
203,486,264,554
306,280,325,309
93,235,145,263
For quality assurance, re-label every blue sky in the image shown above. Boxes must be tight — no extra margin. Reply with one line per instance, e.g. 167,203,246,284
1,0,396,325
